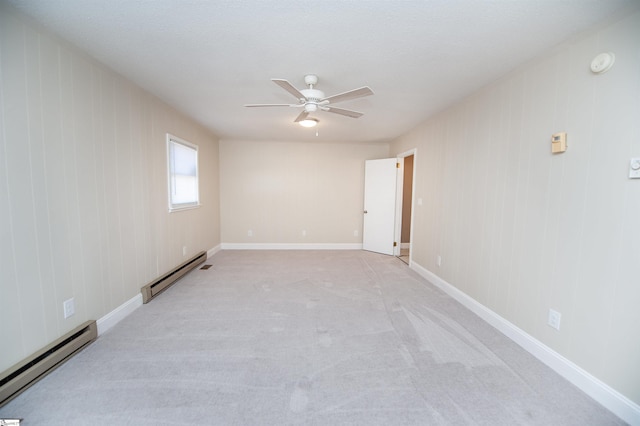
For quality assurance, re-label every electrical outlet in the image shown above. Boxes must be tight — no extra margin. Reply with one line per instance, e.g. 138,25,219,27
548,309,561,330
63,298,75,319
248,230,253,237
302,230,306,237
182,246,187,256
437,255,442,267
353,230,358,237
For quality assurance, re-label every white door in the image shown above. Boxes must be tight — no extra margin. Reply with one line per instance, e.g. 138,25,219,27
362,158,397,255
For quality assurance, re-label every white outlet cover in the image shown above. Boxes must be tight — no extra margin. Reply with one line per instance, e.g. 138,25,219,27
548,309,561,330
64,298,75,319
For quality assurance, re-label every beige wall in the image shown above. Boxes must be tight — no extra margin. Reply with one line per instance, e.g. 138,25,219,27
391,11,640,404
3,0,638,413
220,140,389,245
0,6,220,371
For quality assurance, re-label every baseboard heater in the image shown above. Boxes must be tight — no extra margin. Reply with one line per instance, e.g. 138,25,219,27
0,320,97,407
141,251,207,304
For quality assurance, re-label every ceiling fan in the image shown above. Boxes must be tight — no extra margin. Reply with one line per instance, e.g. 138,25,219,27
244,74,374,123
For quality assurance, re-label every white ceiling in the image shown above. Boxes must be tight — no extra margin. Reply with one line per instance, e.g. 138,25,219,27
7,0,639,143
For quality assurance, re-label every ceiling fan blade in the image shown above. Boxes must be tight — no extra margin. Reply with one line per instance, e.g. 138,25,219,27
272,79,306,100
294,111,309,123
325,106,363,118
244,103,294,107
322,86,373,104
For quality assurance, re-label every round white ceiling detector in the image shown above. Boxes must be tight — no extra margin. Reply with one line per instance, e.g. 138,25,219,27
590,52,615,74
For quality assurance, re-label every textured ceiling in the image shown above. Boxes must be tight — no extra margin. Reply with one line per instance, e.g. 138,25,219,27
6,0,639,143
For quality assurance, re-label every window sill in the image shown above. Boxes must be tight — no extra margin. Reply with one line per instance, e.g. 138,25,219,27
169,204,201,213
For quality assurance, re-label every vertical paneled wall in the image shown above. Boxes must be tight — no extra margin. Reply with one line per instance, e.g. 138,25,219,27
0,6,220,371
219,140,389,245
391,12,640,404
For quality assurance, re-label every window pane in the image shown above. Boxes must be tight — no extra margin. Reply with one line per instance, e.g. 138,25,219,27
171,142,197,176
172,175,198,204
167,135,199,211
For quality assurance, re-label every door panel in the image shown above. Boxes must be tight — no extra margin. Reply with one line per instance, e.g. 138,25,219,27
362,158,397,255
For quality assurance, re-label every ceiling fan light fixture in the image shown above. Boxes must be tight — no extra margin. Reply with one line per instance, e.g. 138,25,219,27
299,118,318,128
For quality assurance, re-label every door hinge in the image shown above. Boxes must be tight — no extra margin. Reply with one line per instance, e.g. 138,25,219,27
396,162,400,168
393,242,397,247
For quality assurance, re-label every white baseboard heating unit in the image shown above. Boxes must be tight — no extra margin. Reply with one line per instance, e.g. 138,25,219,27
141,251,207,304
0,320,97,407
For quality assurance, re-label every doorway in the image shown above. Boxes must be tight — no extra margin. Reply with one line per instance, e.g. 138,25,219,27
361,150,416,260
395,150,415,265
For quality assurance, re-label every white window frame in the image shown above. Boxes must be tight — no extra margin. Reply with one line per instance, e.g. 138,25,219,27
167,134,200,212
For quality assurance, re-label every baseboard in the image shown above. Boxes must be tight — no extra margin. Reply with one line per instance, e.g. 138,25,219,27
220,243,363,250
97,246,222,334
96,293,142,336
97,246,223,334
410,261,640,426
400,243,410,249
207,244,222,258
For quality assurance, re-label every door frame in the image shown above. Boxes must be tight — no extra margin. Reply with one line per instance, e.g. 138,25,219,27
394,149,417,260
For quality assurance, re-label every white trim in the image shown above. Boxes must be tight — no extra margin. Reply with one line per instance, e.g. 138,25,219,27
400,243,410,249
410,261,640,426
395,149,417,259
96,245,223,336
207,244,222,258
393,158,404,257
168,204,200,213
221,243,363,250
397,148,417,158
96,293,143,336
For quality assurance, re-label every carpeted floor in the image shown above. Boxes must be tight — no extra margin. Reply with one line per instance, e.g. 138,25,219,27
0,250,624,425
398,248,410,265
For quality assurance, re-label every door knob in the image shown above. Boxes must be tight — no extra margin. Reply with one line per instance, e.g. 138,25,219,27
364,210,368,214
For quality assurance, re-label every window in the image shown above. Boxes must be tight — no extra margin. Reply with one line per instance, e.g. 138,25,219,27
167,134,199,211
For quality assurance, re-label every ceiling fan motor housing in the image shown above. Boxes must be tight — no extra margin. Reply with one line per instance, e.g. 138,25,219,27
301,88,326,113
301,88,325,102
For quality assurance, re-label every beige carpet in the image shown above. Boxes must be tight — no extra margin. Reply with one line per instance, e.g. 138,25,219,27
398,248,410,265
0,250,623,425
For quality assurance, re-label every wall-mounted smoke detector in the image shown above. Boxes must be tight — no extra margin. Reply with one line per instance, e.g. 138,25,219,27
590,52,615,74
